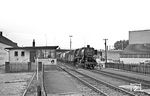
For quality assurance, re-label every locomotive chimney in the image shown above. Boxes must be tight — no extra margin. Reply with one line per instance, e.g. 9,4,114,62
0,31,2,36
87,45,90,48
33,39,35,47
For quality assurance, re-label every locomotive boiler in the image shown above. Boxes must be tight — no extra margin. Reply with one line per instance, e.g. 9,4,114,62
73,45,97,69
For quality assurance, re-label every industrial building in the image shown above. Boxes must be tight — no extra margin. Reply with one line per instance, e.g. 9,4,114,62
120,30,150,64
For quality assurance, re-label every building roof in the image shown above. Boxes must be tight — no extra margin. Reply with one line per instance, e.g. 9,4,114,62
129,29,150,32
56,49,71,52
0,33,17,47
5,46,59,50
121,44,150,55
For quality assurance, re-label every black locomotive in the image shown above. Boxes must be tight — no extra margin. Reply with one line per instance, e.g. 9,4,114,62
57,45,97,69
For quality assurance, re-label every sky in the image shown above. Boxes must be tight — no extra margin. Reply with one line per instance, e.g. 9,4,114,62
0,0,150,50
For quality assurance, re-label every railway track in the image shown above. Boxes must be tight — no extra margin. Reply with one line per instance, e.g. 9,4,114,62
93,69,150,87
58,64,136,96
22,72,36,96
89,69,150,95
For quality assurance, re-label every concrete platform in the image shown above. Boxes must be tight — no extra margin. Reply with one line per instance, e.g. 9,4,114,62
44,70,81,96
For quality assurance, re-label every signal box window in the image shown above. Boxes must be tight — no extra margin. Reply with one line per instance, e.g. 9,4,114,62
21,51,25,56
14,51,18,56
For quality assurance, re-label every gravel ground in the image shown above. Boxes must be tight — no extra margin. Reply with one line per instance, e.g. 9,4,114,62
78,69,129,87
0,66,34,96
77,69,150,96
67,68,130,96
25,72,44,96
48,72,101,96
25,73,37,96
59,62,150,96
44,65,101,96
58,68,101,96
63,72,101,96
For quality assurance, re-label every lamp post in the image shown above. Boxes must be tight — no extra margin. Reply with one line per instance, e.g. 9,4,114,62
69,35,73,50
103,39,108,64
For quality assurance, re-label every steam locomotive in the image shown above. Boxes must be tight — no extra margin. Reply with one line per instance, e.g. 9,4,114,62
57,45,97,69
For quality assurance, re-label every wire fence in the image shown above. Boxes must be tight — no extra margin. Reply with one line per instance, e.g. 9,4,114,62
105,63,150,74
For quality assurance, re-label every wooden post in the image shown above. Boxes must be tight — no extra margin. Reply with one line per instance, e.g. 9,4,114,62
37,85,41,96
38,62,42,71
28,62,31,71
103,39,108,64
5,62,10,73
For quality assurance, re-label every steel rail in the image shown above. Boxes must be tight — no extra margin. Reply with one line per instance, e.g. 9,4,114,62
22,72,36,96
62,63,137,96
75,69,136,96
91,69,150,95
94,70,150,87
59,62,150,95
59,64,137,96
58,65,109,96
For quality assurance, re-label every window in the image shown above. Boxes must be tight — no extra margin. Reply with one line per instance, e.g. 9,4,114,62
21,51,25,56
14,51,18,56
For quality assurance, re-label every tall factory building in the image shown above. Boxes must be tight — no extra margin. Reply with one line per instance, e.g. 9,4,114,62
120,30,150,64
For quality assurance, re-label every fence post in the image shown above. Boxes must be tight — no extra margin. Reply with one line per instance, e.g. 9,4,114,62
37,61,42,96
5,62,10,73
37,85,41,96
38,62,42,71
28,62,31,71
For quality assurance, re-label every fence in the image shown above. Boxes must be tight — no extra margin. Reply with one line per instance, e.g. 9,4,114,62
105,63,150,74
5,62,42,73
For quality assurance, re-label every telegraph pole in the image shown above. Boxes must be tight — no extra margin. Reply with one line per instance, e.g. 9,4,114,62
103,39,108,64
69,35,73,50
69,35,73,62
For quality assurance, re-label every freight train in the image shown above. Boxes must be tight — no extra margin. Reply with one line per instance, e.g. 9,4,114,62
57,45,97,69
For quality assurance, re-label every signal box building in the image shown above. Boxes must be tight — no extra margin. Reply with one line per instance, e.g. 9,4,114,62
5,40,58,65
120,30,150,64
0,32,18,65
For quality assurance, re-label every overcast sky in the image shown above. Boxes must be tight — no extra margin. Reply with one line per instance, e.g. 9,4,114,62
0,0,150,50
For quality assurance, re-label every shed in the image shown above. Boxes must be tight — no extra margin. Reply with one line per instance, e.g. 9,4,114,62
5,46,59,63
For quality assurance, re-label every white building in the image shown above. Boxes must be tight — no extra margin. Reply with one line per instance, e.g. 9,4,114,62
120,30,150,64
6,46,58,64
0,32,17,65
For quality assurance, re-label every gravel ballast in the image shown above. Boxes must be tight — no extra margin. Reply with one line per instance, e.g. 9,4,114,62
0,72,33,96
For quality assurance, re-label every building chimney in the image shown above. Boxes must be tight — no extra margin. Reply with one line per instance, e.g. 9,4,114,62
33,39,35,47
0,31,2,36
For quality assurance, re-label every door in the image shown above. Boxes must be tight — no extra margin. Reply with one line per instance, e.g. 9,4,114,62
30,51,36,62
